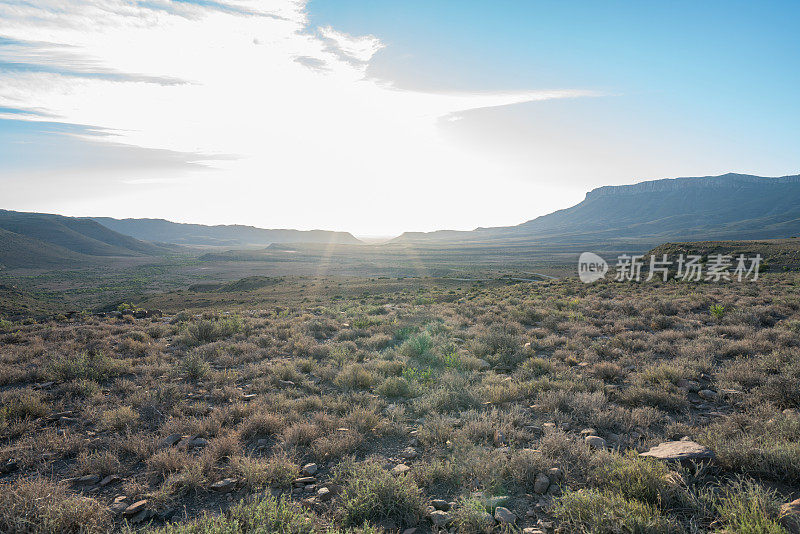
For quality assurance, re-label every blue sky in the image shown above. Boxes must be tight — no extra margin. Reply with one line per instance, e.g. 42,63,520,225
0,0,798,235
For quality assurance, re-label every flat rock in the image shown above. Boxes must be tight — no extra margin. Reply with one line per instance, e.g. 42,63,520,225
431,498,450,511
640,440,714,461
780,498,800,533
99,474,121,487
209,478,238,492
391,464,411,476
584,435,607,449
302,463,318,476
494,506,517,524
123,500,148,516
428,510,451,526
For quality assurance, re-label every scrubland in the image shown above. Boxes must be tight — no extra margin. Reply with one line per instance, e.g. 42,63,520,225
1,274,800,533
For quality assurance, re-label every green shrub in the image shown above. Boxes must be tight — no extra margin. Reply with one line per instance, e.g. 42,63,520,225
377,376,412,398
0,477,110,533
552,488,673,533
145,494,313,533
590,451,689,510
333,460,425,527
712,478,785,534
48,351,126,382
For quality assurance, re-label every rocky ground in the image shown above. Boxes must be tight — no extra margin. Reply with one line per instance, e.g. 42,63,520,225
1,274,800,533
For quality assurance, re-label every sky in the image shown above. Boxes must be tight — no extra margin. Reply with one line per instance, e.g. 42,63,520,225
0,1,798,237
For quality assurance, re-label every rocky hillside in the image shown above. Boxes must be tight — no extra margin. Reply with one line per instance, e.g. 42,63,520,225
395,173,800,248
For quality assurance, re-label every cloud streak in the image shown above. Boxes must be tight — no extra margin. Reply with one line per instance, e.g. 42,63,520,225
0,0,598,234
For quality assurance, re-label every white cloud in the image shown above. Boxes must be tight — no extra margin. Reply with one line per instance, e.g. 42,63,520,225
0,0,597,234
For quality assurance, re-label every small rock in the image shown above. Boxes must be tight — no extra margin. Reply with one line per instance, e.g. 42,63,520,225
429,510,452,527
113,495,127,504
392,464,411,476
278,380,296,387
481,495,510,510
131,509,155,524
402,528,418,534
584,435,607,449
110,502,128,515
123,500,148,516
547,467,563,483
293,476,316,485
302,463,318,476
542,422,557,430
431,499,450,511
317,487,332,501
640,440,714,461
698,389,717,400
533,473,550,494
523,529,545,534
186,437,208,448
780,498,800,533
494,506,517,524
401,447,419,460
579,428,596,436
99,474,121,487
209,478,238,492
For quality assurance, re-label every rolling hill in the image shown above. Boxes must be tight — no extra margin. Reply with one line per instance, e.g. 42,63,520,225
0,210,176,268
92,217,362,247
394,173,800,248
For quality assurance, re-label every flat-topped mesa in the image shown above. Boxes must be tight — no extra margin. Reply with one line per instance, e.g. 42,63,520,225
585,173,800,200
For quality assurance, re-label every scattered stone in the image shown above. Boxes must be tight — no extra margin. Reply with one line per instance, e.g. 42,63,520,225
302,463,318,476
641,440,715,461
123,500,148,516
113,495,128,503
533,473,550,494
110,502,128,515
401,447,419,460
780,498,800,533
547,467,563,483
698,389,717,400
317,487,332,501
99,474,121,487
494,506,517,524
209,478,238,492
429,510,452,527
523,529,545,534
481,495,510,510
579,428,596,436
186,437,208,448
584,435,607,449
391,464,411,476
131,509,155,524
293,476,317,486
278,380,296,388
241,394,257,401
431,499,450,511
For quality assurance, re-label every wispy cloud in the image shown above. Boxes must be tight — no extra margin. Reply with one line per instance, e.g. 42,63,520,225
0,0,598,233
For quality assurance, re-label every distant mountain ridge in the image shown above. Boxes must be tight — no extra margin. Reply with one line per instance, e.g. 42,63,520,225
92,217,362,247
395,173,800,246
0,209,176,268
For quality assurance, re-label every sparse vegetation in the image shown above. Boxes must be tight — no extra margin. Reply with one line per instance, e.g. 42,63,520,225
1,273,799,532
